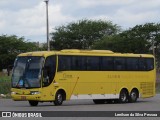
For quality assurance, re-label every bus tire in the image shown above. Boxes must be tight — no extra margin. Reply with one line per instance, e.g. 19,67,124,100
118,89,128,103
129,89,138,103
29,101,38,106
54,91,63,106
93,99,105,104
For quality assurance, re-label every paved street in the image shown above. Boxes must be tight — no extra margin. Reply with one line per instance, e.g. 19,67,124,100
0,95,160,120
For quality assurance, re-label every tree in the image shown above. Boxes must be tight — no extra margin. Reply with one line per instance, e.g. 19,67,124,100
50,19,120,50
0,35,39,70
93,23,160,53
92,23,160,68
122,23,160,53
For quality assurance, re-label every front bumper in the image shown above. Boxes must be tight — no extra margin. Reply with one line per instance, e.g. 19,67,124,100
11,94,41,101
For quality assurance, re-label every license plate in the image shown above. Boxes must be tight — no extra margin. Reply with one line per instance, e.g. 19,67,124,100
21,96,26,100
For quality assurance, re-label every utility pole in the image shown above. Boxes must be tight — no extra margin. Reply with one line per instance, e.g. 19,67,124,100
152,32,156,57
152,40,155,57
44,0,50,51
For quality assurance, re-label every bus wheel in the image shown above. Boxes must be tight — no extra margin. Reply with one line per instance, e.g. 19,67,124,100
129,89,138,103
54,91,63,106
93,99,105,104
119,89,128,103
29,101,38,106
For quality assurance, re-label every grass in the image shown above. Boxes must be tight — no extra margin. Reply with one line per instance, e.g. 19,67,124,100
0,75,11,82
0,74,11,96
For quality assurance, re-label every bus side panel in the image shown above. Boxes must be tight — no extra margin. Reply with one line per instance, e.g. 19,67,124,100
54,70,155,100
55,71,71,100
116,70,155,98
69,71,118,99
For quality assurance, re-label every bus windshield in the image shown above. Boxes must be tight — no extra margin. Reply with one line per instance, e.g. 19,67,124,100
12,56,44,88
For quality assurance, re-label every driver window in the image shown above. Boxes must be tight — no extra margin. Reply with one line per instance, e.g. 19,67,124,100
43,56,56,87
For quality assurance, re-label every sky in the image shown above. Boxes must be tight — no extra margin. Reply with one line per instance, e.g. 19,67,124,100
0,0,159,43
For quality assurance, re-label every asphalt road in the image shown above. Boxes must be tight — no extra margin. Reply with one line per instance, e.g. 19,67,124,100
0,95,160,120
1,94,160,111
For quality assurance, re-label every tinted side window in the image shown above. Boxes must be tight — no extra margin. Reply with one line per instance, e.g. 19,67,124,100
126,58,139,71
139,58,147,71
101,57,114,71
86,57,99,70
114,58,125,70
146,58,154,70
79,56,87,70
58,56,71,71
71,56,84,70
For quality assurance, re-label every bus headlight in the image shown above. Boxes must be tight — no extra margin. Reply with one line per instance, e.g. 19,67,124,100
30,91,40,95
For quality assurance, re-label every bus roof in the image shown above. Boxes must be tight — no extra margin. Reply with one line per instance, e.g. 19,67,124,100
18,51,56,57
18,49,154,58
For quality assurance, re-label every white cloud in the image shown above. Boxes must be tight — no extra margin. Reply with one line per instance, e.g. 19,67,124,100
0,2,75,42
49,4,76,28
78,0,160,9
0,0,159,42
111,9,159,28
79,0,160,29
0,12,6,30
76,1,159,29
78,0,134,7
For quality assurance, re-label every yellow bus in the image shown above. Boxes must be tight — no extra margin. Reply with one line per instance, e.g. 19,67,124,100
11,49,155,106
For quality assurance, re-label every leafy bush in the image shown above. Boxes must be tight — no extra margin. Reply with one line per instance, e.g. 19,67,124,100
0,75,11,94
